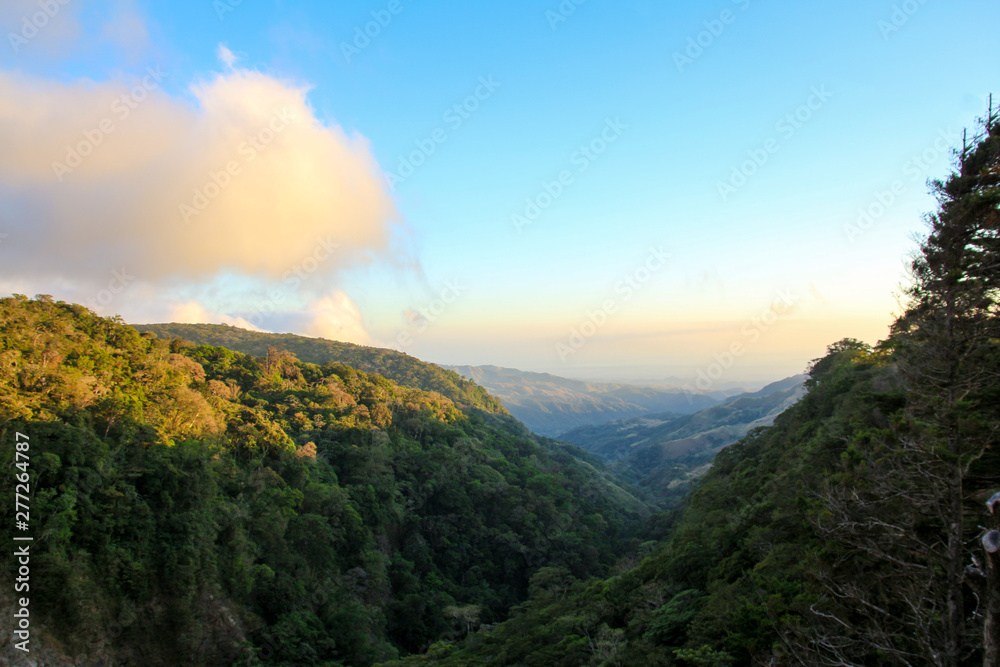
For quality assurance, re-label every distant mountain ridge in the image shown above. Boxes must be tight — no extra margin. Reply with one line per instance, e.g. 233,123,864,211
443,364,731,437
560,374,806,502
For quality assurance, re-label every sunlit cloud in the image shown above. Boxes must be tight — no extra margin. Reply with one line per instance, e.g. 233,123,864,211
169,300,264,332
0,49,406,343
302,291,373,345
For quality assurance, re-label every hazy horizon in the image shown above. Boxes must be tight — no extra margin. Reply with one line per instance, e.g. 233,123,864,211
2,0,998,391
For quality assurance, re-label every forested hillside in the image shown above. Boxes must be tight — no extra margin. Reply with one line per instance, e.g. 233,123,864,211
0,298,651,666
386,339,901,665
560,375,805,505
444,364,726,437
133,323,507,417
562,374,803,462
387,107,1000,664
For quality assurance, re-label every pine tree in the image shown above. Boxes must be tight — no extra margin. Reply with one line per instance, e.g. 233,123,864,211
797,100,1000,666
894,100,1000,666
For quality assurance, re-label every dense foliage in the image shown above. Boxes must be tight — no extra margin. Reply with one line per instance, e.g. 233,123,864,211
133,323,507,417
0,297,650,665
385,339,898,665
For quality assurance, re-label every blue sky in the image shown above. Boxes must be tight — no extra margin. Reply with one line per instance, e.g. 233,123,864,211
1,0,997,386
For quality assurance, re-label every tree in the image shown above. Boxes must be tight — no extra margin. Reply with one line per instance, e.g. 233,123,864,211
800,101,1000,666
894,101,1000,666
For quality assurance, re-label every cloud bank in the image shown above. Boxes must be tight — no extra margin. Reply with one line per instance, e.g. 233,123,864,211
0,58,403,344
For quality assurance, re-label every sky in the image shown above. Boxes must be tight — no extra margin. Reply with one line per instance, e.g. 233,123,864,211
0,0,997,388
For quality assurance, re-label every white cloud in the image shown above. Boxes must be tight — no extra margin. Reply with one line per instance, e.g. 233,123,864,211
217,43,238,69
170,300,266,332
0,63,407,344
302,291,372,345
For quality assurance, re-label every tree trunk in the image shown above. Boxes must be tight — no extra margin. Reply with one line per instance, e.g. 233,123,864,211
947,511,964,666
986,551,1000,666
984,505,1000,667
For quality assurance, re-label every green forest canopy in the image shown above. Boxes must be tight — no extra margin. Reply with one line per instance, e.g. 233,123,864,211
0,297,651,665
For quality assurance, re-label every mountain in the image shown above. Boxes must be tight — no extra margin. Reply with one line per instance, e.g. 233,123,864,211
0,298,652,666
386,342,880,667
559,375,806,503
386,338,999,666
133,323,507,415
443,364,731,437
561,374,804,461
